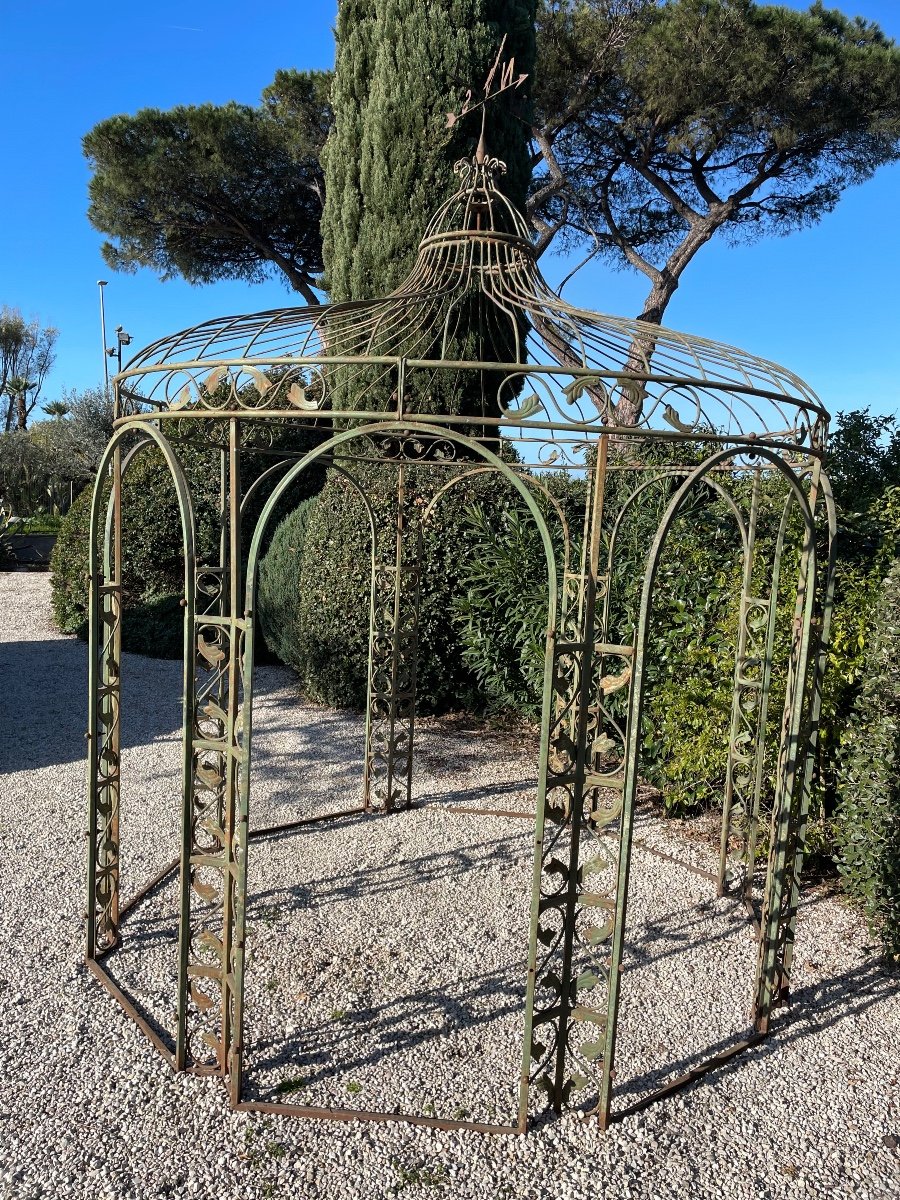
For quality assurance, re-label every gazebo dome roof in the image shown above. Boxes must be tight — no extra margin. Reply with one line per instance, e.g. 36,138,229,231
117,150,827,455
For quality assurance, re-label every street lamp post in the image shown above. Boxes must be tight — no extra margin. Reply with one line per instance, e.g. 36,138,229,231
97,280,109,395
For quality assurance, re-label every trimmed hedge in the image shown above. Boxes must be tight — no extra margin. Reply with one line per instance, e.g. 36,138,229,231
283,458,564,710
50,423,324,656
257,496,319,670
834,557,900,959
451,472,584,716
50,453,219,657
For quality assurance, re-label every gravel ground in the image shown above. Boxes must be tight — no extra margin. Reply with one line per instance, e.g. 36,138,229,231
1,572,898,1200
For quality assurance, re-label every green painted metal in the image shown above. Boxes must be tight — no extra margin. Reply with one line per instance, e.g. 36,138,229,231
84,146,833,1135
719,470,761,895
769,465,838,1003
86,423,197,1004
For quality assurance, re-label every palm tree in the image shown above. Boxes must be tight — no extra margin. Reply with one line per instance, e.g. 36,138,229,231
3,376,37,430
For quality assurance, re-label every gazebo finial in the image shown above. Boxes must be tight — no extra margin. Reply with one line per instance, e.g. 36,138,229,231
446,32,529,165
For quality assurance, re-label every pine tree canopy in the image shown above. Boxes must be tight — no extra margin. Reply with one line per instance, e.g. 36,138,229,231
83,71,332,305
531,0,900,320
82,1,900,326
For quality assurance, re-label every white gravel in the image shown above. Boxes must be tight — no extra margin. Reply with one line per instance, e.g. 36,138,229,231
1,572,898,1200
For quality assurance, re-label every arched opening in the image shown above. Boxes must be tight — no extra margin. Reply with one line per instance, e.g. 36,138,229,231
225,421,561,1131
593,445,820,1121
85,422,197,1066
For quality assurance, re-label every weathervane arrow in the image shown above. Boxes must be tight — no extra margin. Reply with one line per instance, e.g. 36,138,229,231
446,34,529,134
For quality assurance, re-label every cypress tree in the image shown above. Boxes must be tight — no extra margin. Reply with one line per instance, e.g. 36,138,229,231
319,0,379,304
322,0,535,304
271,0,538,711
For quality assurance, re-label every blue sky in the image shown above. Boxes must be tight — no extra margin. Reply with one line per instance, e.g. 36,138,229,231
1,0,898,423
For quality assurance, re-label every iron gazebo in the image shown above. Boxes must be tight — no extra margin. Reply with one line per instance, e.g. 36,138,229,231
85,146,835,1133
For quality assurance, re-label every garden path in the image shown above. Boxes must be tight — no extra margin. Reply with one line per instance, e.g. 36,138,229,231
0,575,897,1200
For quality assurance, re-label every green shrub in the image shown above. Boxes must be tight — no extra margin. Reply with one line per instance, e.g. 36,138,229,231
0,428,86,515
834,557,900,958
284,457,565,713
452,504,550,715
50,481,98,633
13,514,64,534
446,446,815,816
0,501,14,568
50,422,324,656
257,496,319,669
451,474,584,716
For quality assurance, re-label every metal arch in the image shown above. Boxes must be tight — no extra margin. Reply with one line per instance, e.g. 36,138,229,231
242,421,562,810
716,465,827,902
86,420,198,1068
233,419,561,1129
776,466,838,997
740,461,837,1019
420,462,574,577
84,145,834,1139
100,436,157,564
595,443,819,1126
238,449,383,808
603,467,750,588
244,420,559,620
599,465,754,900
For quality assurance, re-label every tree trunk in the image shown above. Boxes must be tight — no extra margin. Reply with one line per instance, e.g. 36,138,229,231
613,272,679,425
636,268,680,327
616,221,719,425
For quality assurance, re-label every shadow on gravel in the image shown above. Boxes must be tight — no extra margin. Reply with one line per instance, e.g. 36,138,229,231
624,899,751,972
0,635,292,775
415,777,537,810
243,961,526,1096
247,821,526,910
613,954,897,1109
0,638,90,774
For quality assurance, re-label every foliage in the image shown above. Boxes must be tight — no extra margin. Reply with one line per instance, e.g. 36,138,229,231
0,428,86,515
451,472,583,713
319,0,536,423
83,71,332,303
0,307,58,431
532,0,900,323
824,407,900,517
11,513,63,535
51,385,117,473
0,389,113,519
257,497,320,671
51,422,325,655
79,1,900,343
322,0,535,303
0,501,14,568
815,413,900,810
632,491,746,811
834,558,900,959
454,503,550,713
447,414,900,833
271,462,550,712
